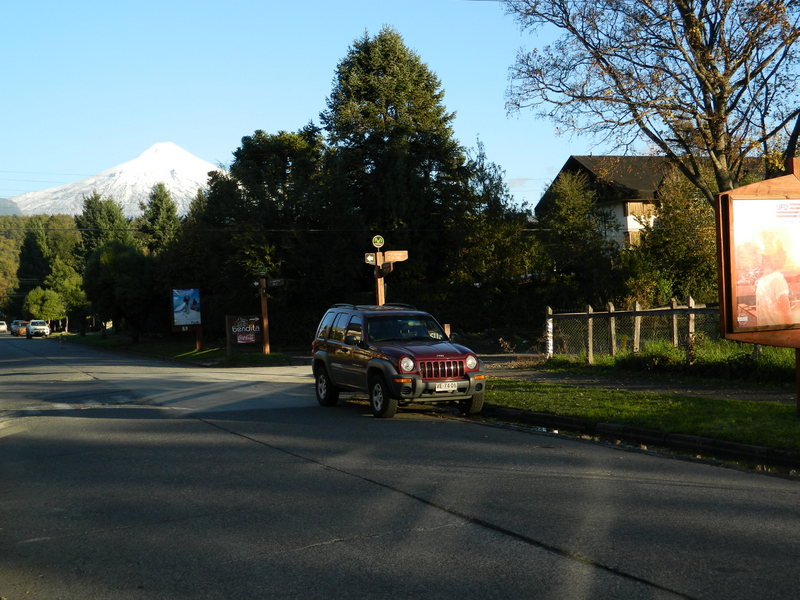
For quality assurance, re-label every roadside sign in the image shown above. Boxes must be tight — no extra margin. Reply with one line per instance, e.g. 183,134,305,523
384,250,408,262
372,235,385,249
364,253,376,264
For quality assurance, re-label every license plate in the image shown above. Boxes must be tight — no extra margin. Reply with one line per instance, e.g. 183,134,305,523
435,381,459,392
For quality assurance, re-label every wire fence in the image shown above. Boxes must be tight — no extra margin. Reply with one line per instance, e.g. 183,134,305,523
545,299,720,363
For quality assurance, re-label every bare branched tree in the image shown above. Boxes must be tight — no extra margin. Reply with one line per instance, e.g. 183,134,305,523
504,0,800,203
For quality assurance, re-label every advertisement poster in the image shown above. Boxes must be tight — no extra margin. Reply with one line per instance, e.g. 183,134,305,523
172,289,201,327
731,199,800,331
229,316,261,345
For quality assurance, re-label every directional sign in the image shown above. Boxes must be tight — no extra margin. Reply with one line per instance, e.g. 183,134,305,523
364,253,376,265
384,250,408,262
372,235,385,249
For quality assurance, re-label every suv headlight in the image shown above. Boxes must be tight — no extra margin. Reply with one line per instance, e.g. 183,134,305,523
400,356,415,373
465,355,478,370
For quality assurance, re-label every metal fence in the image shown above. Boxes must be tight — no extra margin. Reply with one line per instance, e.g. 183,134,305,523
545,299,720,363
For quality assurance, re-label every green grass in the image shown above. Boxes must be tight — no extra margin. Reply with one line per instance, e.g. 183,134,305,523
539,337,797,385
56,331,297,367
487,377,800,451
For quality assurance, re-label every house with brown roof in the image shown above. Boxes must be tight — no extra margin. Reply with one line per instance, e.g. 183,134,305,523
542,155,673,246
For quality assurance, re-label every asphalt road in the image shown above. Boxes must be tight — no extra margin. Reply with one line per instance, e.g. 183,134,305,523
2,335,800,599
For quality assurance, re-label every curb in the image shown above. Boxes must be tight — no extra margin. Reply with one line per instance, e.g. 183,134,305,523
482,404,800,470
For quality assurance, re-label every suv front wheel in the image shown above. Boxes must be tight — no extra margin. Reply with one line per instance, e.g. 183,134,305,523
315,366,339,406
369,374,398,418
459,391,485,415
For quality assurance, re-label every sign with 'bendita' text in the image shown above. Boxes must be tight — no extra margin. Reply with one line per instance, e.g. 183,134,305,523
229,315,262,345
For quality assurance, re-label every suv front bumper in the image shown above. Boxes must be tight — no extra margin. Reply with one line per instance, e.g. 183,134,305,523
389,371,486,402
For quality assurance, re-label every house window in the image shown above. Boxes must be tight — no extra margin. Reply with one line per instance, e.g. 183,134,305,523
625,201,655,217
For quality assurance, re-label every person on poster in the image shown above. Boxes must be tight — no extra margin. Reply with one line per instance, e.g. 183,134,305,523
755,236,792,326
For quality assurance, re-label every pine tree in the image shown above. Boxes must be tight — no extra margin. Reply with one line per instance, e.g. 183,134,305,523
139,182,180,255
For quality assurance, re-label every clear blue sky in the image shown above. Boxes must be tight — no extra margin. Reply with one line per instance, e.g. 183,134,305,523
1,0,608,208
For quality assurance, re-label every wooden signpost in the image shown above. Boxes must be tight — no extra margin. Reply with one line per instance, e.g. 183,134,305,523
365,235,408,306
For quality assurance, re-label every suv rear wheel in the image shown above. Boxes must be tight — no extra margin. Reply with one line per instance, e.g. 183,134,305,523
315,366,339,406
369,374,398,418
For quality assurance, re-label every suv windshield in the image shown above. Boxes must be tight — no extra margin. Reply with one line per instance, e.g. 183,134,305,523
366,315,446,342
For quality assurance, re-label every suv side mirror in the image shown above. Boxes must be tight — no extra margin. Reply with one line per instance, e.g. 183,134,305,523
345,334,361,346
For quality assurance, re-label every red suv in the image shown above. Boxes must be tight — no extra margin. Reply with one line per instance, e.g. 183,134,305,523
311,304,486,418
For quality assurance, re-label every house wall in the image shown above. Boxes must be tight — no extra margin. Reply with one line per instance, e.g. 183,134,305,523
604,201,656,246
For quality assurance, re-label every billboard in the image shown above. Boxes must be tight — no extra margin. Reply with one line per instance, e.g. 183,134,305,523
730,199,800,332
172,288,201,327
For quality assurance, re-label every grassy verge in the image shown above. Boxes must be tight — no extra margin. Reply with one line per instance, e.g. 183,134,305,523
541,338,797,385
488,377,800,451
56,332,298,367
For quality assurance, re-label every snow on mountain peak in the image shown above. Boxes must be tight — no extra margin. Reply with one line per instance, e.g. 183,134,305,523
10,143,223,218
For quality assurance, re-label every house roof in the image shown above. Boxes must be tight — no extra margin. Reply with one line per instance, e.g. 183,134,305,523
564,155,671,199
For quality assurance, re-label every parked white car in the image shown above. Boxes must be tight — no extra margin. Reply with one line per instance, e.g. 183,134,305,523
0,320,7,333
26,320,50,338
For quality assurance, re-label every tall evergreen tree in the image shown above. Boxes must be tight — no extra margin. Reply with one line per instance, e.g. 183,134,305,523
43,214,81,270
74,192,135,264
320,26,475,302
139,182,180,255
15,217,51,312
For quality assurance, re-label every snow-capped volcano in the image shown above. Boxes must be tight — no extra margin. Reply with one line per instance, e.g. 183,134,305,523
11,142,222,217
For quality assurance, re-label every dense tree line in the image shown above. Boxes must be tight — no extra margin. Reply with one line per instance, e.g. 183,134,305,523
0,27,739,348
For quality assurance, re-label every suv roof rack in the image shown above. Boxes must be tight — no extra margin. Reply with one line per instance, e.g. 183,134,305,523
330,303,417,310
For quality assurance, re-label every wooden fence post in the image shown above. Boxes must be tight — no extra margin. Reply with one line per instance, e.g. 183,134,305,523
686,296,696,364
586,305,594,364
608,302,617,357
671,297,679,347
633,301,641,353
545,306,554,358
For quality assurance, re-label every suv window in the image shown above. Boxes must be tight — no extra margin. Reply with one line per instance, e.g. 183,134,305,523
315,311,337,339
367,315,445,342
329,312,349,342
344,316,363,345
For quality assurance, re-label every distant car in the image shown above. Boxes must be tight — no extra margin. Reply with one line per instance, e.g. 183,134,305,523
0,321,6,333
10,320,28,336
26,320,50,338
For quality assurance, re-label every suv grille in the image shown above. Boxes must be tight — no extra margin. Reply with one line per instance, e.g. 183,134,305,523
418,360,465,379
